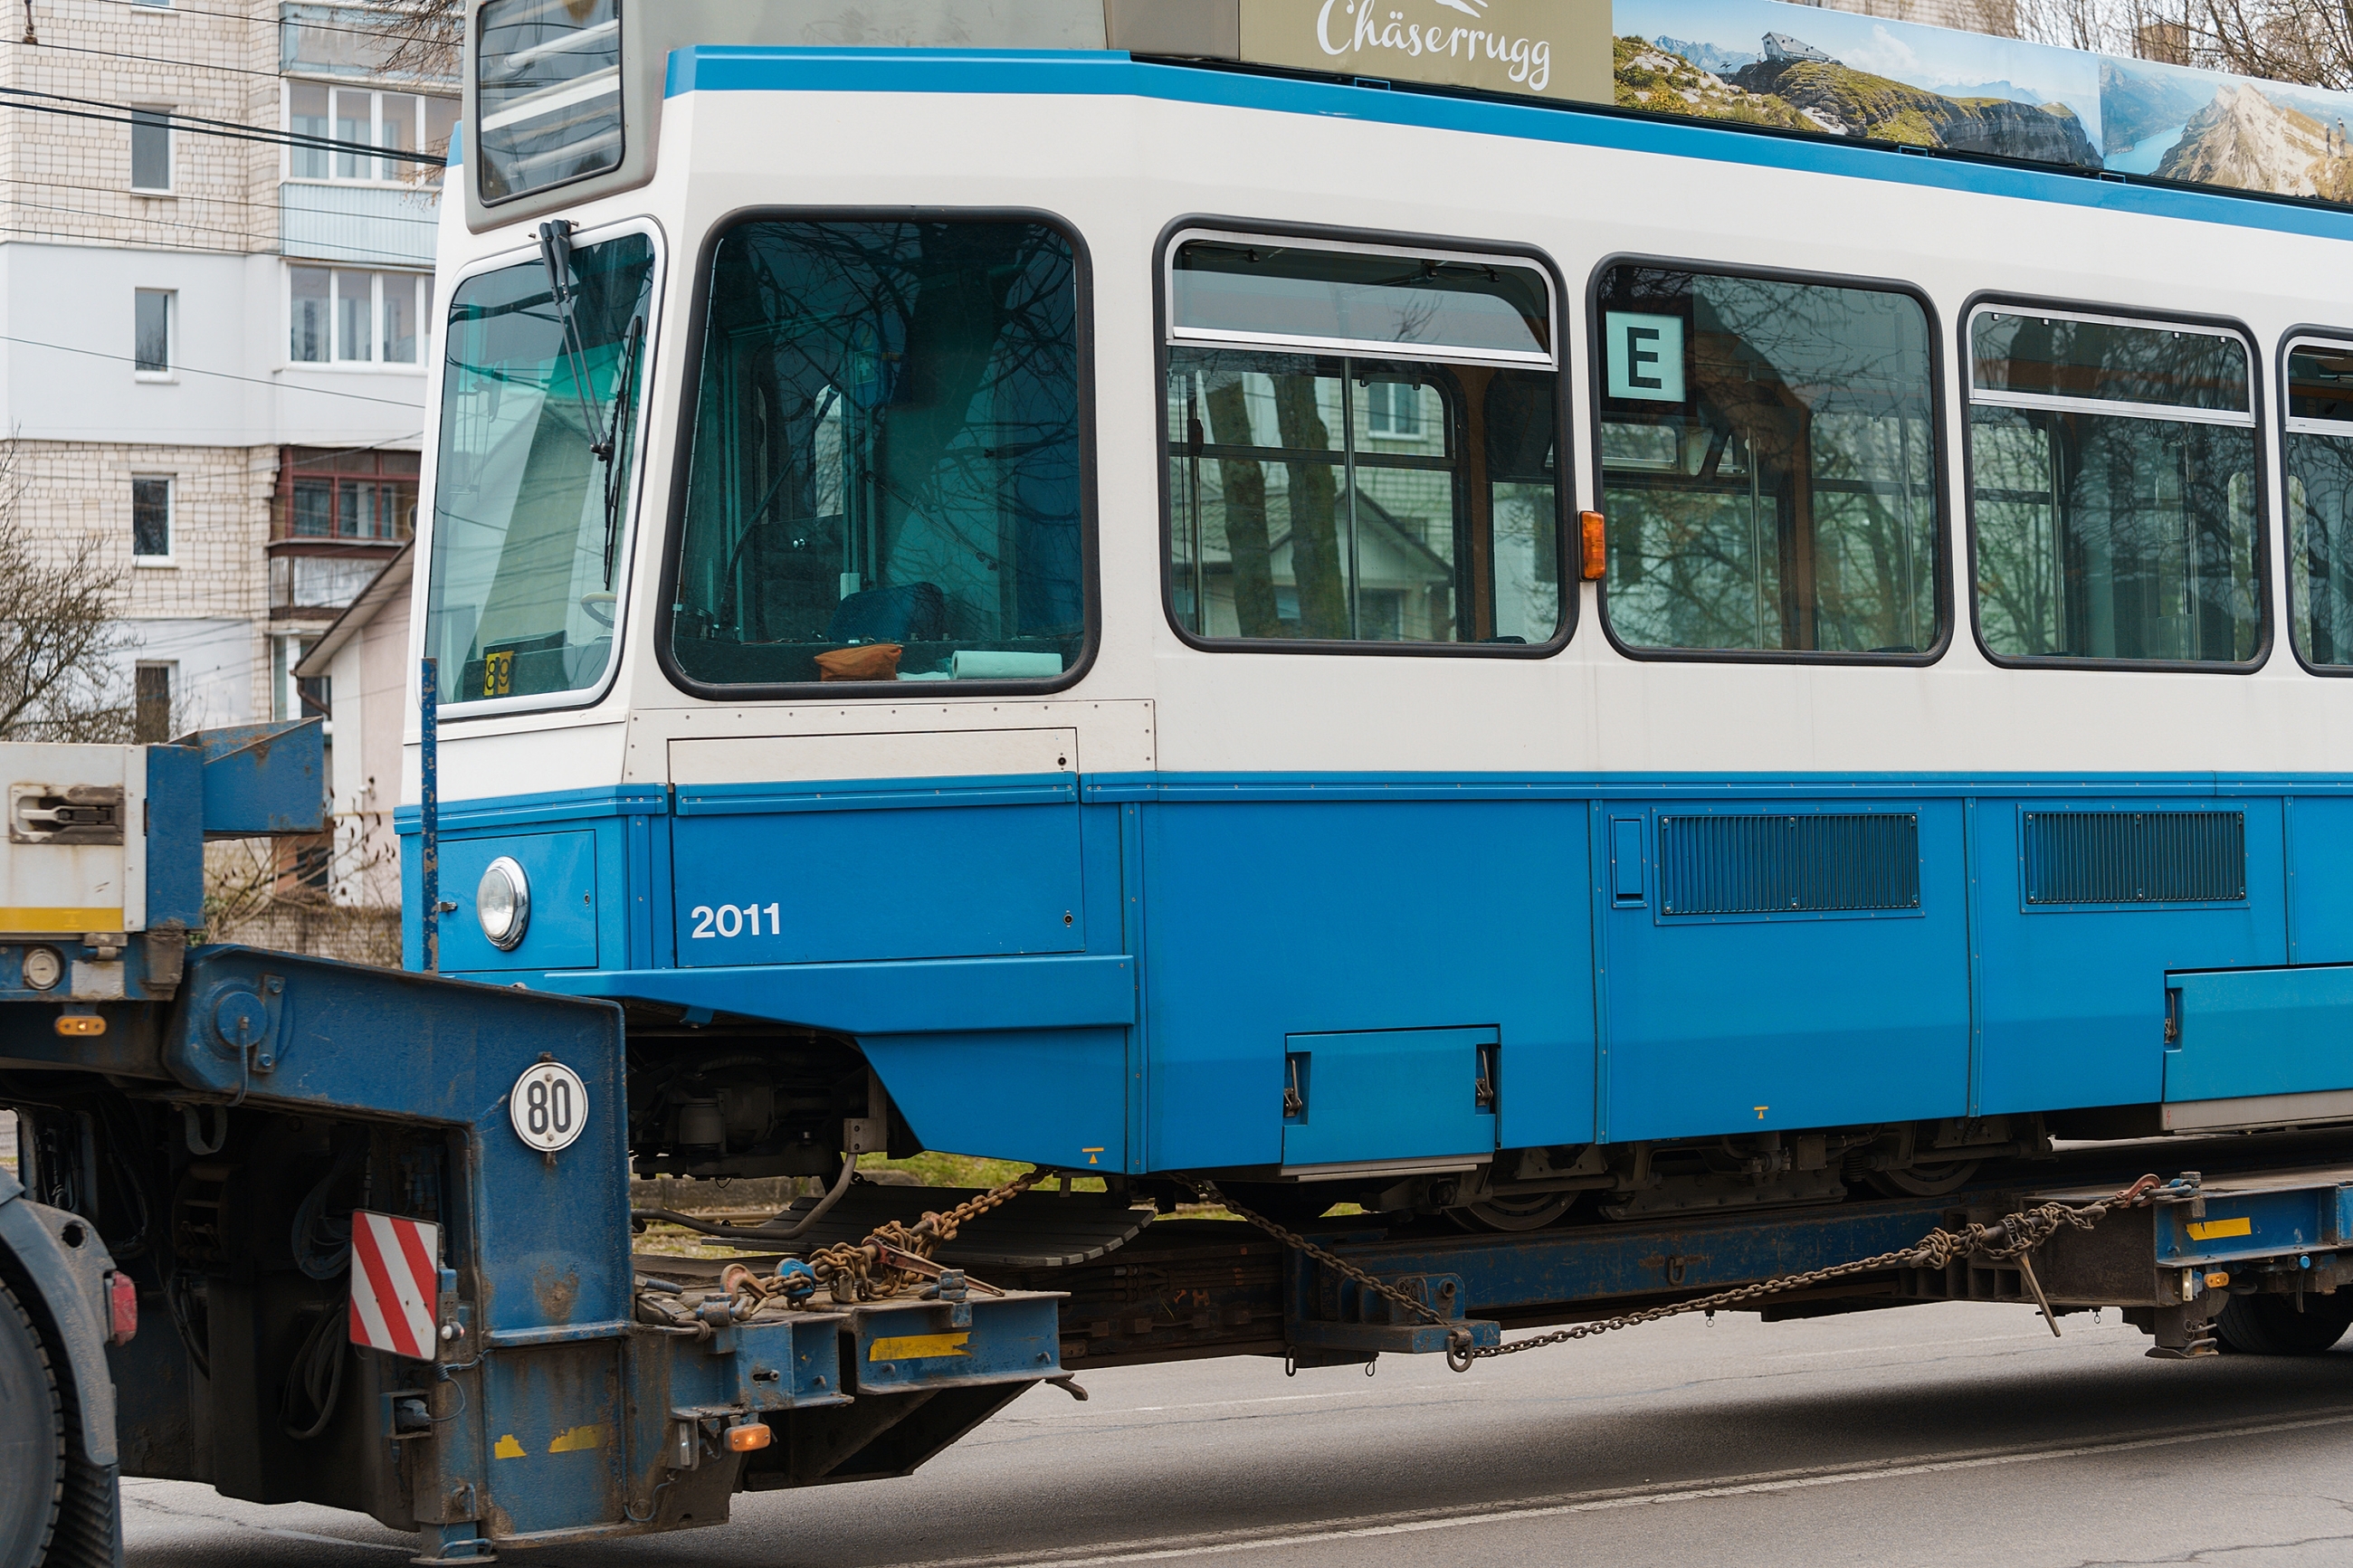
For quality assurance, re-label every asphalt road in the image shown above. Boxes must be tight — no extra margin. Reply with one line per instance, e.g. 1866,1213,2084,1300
117,1297,2353,1568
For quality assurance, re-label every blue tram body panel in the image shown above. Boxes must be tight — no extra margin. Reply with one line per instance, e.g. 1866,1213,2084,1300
669,774,1087,965
1133,794,1593,1170
1972,798,2287,1117
1597,799,1968,1143
400,774,2353,1171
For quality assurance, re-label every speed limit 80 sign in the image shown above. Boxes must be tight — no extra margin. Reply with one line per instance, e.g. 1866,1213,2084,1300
510,1060,588,1154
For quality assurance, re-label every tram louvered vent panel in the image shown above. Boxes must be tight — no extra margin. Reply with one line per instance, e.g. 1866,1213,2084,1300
2022,810,2245,905
1655,813,1920,916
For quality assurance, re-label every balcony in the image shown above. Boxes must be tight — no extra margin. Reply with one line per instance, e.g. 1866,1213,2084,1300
270,445,414,618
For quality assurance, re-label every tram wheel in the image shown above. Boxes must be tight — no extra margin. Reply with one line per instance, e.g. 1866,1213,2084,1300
1867,1160,1978,1198
1447,1192,1575,1232
0,1271,64,1568
2215,1288,2353,1355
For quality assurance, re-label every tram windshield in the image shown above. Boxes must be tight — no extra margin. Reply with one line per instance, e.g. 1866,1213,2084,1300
669,220,1084,688
426,230,654,706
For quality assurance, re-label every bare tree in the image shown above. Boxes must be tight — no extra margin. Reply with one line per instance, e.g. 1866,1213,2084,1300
0,445,135,744
1978,0,2353,87
368,0,463,86
2196,0,2353,90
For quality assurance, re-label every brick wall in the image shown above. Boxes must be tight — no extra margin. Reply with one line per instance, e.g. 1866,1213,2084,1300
2,0,277,253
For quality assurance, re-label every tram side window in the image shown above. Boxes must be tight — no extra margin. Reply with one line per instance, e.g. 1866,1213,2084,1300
1596,268,1940,657
1163,238,1564,647
1969,310,2259,665
669,221,1084,687
2284,341,2353,669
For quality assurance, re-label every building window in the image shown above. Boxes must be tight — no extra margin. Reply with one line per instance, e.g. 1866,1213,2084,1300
130,109,171,193
134,290,172,375
289,267,427,365
1364,379,1423,438
272,634,329,724
275,447,419,541
291,266,328,361
286,82,458,185
133,662,175,744
131,476,172,560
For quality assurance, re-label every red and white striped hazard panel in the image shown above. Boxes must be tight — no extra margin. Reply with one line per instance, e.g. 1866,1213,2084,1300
349,1212,441,1361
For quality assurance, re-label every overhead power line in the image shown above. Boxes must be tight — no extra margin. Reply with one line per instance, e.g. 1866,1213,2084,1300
0,332,432,408
0,84,447,167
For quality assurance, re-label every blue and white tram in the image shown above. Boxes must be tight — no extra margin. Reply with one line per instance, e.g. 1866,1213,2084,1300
415,1,2353,1230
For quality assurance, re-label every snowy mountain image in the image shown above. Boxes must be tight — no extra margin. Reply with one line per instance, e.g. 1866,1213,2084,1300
2156,81,2353,200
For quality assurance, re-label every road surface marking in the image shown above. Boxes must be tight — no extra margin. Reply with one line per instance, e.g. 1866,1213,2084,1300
901,1408,2353,1568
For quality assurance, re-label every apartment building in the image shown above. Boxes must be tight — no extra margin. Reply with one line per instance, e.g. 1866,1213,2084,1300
0,0,452,741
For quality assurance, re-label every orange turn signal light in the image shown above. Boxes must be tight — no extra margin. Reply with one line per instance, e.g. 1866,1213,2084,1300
1580,510,1607,581
2205,1270,2231,1289
724,1421,772,1453
54,1013,104,1037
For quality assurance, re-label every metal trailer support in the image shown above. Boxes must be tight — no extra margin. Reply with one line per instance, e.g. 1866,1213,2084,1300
0,944,1067,1561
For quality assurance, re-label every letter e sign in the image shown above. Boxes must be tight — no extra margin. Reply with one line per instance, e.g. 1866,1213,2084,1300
1606,311,1684,403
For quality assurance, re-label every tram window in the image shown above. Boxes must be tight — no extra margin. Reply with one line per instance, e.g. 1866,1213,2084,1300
1163,237,1563,647
669,221,1083,688
2284,340,2353,670
475,0,623,204
1968,309,2260,666
426,230,654,706
1596,267,1940,658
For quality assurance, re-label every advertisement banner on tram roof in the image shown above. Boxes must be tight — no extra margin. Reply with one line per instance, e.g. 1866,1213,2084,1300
1237,0,1615,105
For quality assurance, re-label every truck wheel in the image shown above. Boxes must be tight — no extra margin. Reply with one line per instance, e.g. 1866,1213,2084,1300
0,1272,63,1568
2215,1288,2353,1354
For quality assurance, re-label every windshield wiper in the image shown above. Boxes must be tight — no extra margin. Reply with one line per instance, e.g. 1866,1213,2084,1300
599,313,644,587
538,218,614,461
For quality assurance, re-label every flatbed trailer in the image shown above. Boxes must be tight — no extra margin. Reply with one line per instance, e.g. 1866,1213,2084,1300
4,735,2352,1563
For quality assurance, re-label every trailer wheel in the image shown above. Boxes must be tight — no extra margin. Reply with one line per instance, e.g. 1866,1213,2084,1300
0,1271,64,1568
2215,1288,2353,1355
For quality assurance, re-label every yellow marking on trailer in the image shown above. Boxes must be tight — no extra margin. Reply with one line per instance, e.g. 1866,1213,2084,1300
548,1424,605,1453
0,908,121,933
869,1332,970,1362
1083,1146,1104,1165
1755,1106,1768,1119
2186,1216,2253,1240
493,1434,526,1459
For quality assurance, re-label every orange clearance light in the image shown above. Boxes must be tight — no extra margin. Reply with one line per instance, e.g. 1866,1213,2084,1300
724,1422,773,1453
1580,510,1607,581
54,1013,104,1037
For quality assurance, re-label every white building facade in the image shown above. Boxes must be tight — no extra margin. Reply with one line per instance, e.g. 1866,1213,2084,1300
0,0,453,743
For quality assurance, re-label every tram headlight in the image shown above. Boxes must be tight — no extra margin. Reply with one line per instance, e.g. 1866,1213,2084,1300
476,856,530,951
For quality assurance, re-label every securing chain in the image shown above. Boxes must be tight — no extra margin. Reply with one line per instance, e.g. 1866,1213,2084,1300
806,1167,1045,1301
1179,1176,1462,1345
677,1166,1047,1317
1187,1173,2167,1373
